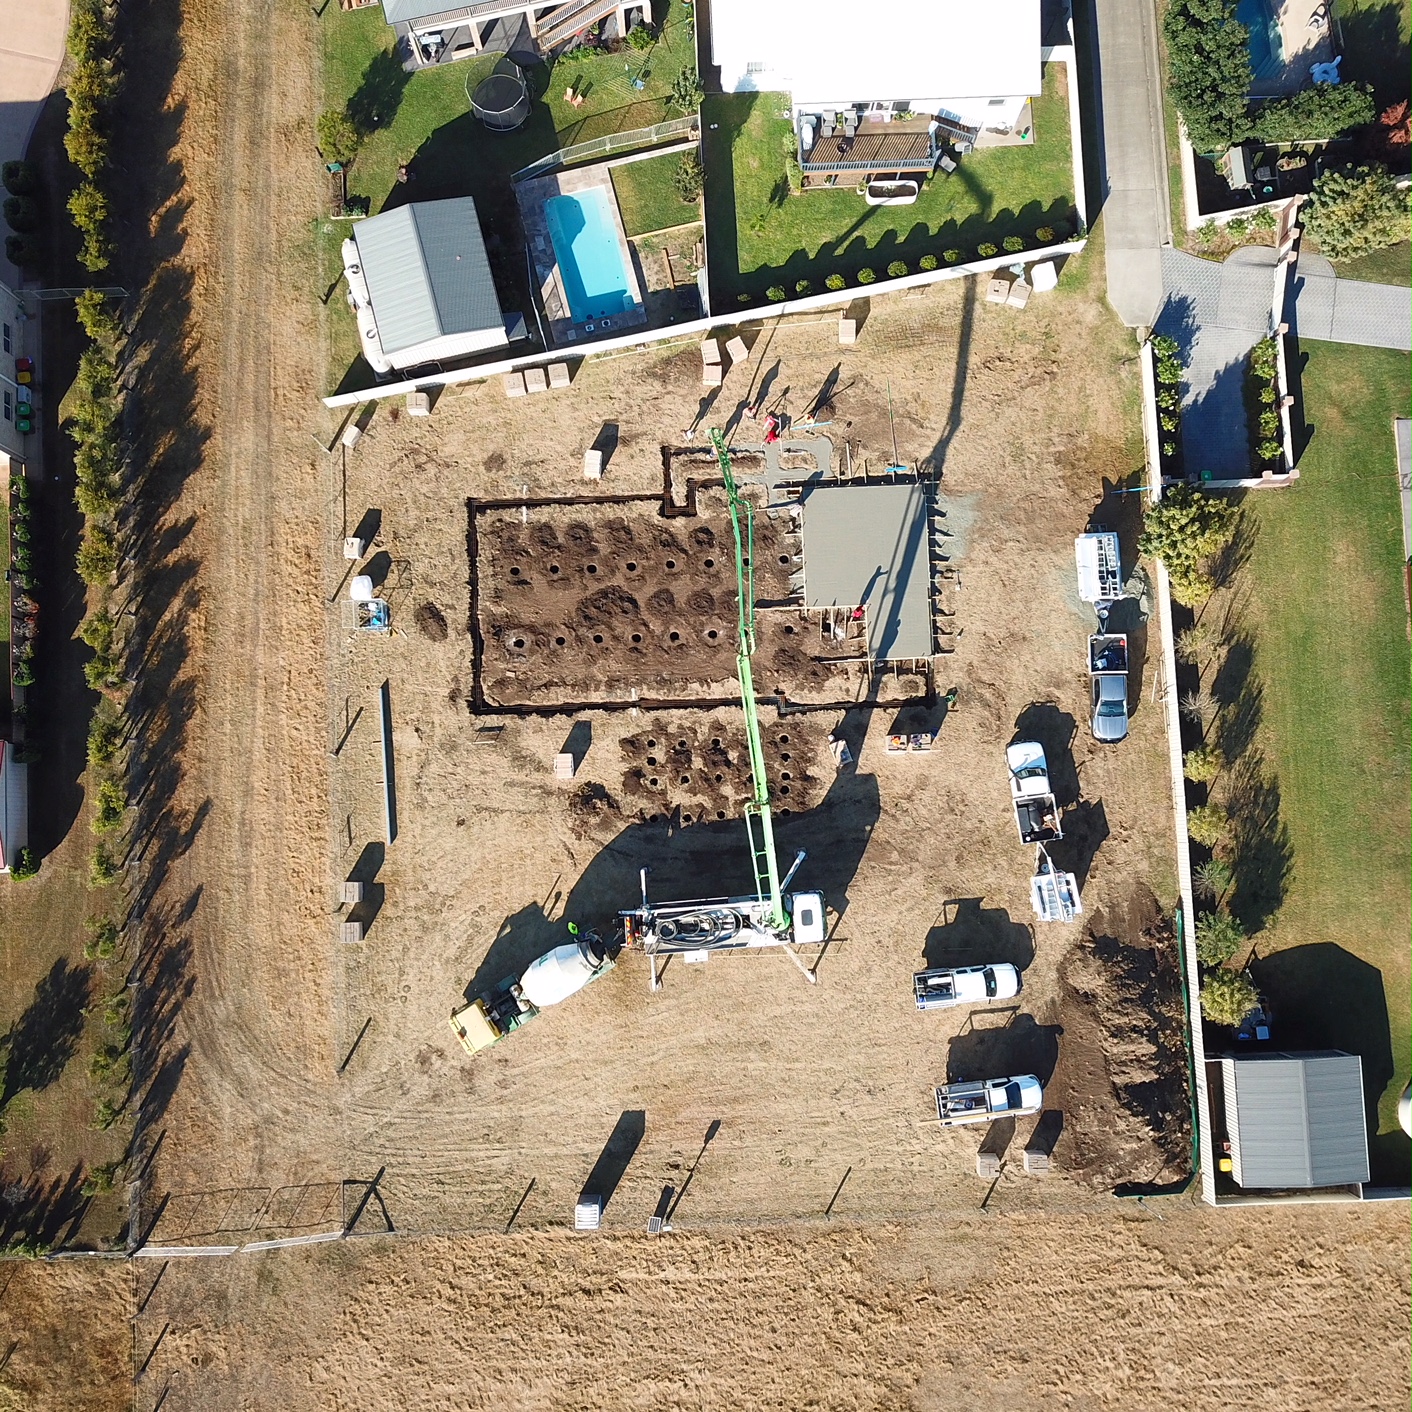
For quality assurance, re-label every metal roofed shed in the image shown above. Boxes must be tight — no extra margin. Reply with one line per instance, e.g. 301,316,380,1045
800,482,934,661
1221,1052,1370,1191
348,198,509,373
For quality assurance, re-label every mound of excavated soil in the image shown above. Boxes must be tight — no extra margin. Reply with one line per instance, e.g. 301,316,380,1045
1051,888,1192,1189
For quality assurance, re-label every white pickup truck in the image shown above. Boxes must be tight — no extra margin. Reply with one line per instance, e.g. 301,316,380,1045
934,1074,1044,1127
913,964,1021,1011
1007,741,1062,844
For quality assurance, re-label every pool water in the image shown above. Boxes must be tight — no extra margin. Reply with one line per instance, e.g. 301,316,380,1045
544,188,636,324
1237,0,1284,81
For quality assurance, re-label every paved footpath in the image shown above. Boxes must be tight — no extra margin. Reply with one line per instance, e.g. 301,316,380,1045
1092,0,1172,328
0,0,71,286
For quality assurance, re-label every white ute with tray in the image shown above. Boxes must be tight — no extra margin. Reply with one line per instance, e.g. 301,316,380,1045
935,1075,1044,1127
913,964,1021,1011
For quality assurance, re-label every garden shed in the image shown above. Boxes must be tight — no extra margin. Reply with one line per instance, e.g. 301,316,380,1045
347,198,510,373
1220,1051,1370,1190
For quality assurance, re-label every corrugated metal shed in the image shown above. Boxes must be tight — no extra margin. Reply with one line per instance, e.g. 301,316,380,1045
352,199,504,358
1222,1052,1369,1189
800,482,933,660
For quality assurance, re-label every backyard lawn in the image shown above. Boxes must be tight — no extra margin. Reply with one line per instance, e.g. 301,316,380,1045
611,150,698,236
318,3,698,385
1331,240,1411,287
702,66,1076,304
1241,342,1410,1179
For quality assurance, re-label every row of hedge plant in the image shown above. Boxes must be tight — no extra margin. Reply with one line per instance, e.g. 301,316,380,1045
2,161,42,270
748,224,1072,304
1244,336,1282,474
65,0,116,272
1150,334,1186,480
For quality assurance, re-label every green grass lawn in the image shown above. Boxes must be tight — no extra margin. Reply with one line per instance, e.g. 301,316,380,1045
611,150,697,235
703,66,1076,303
318,4,697,387
1331,240,1411,287
1335,0,1411,112
1241,343,1410,1177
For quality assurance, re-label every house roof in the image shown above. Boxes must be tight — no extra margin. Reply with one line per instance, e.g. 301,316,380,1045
351,198,503,357
1222,1052,1370,1189
801,482,934,661
710,0,1041,104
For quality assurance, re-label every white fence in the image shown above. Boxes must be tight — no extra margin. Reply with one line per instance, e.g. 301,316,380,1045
322,240,1087,409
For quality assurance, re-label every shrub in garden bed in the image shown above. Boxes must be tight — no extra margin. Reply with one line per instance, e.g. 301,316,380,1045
1150,334,1186,480
1244,336,1281,474
824,273,845,291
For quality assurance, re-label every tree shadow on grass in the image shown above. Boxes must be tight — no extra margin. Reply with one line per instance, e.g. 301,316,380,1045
347,49,412,137
1224,751,1292,933
1337,3,1412,112
2,960,92,1106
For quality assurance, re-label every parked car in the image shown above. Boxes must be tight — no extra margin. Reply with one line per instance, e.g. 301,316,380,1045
913,963,1021,1011
1090,671,1129,743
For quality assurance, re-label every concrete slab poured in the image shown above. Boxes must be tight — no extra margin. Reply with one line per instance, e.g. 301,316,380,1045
800,481,934,660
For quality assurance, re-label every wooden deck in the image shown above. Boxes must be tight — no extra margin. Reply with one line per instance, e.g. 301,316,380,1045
801,118,935,178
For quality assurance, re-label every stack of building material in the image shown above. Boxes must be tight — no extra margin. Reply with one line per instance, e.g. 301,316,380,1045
702,338,723,386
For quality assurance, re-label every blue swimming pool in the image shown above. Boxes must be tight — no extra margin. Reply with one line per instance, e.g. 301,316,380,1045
1237,0,1284,82
544,187,636,324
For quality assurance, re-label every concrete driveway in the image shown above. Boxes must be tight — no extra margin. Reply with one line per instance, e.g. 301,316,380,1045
0,0,71,285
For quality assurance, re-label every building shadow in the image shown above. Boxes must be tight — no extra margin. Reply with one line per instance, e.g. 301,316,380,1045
1249,942,1406,1185
922,897,1034,971
579,1109,646,1213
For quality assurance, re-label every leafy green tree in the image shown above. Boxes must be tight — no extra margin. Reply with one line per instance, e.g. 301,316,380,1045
87,705,123,768
316,109,361,166
1195,910,1245,965
1183,743,1223,783
1187,803,1227,848
1139,486,1239,605
1254,83,1375,142
77,525,118,584
76,289,122,348
1163,0,1252,151
672,149,703,202
1192,856,1233,901
1200,969,1259,1026
668,67,704,115
1304,164,1411,261
89,844,118,886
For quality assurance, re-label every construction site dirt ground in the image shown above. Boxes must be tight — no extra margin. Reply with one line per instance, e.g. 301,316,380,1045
134,90,1197,1238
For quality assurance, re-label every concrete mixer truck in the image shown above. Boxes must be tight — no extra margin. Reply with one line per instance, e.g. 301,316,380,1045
449,925,614,1055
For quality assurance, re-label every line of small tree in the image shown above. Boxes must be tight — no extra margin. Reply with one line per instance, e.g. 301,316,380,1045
64,0,117,272
1140,488,1265,1024
1150,334,1185,476
1244,335,1282,474
70,291,131,893
752,224,1071,304
2,160,44,271
1163,0,1375,153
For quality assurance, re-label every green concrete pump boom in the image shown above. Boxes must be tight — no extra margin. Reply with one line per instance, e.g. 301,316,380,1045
710,427,787,931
